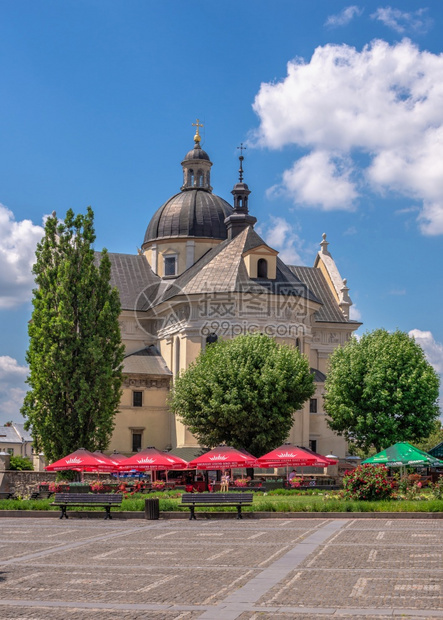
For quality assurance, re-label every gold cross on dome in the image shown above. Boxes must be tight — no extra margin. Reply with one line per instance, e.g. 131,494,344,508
192,118,204,141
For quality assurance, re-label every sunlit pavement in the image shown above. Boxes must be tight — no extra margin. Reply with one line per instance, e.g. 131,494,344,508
1,517,443,619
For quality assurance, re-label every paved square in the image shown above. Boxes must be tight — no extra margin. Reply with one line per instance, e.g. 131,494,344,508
1,516,443,619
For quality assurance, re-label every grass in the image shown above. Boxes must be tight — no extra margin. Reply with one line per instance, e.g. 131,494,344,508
1,491,443,513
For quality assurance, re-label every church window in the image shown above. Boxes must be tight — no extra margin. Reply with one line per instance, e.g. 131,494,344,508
257,258,268,278
132,431,142,452
197,170,204,187
238,197,243,207
309,398,318,413
164,255,177,276
309,439,317,452
189,169,194,186
133,391,143,407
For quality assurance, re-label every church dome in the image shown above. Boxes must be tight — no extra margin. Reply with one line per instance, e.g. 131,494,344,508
143,125,234,244
144,190,233,243
183,147,210,162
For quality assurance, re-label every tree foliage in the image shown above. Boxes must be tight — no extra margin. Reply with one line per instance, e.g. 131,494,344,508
324,329,440,453
170,333,315,457
22,208,124,462
415,420,443,453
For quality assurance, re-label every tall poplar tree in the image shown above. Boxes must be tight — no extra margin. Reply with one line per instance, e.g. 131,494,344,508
22,208,124,462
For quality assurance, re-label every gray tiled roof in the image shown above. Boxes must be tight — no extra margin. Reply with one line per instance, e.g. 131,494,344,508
123,346,172,376
288,265,348,323
0,424,32,443
97,252,160,312
159,227,322,305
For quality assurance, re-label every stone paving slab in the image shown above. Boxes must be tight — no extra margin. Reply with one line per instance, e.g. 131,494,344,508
1,517,443,619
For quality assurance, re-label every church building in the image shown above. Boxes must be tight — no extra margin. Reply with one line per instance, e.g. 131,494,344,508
105,123,361,459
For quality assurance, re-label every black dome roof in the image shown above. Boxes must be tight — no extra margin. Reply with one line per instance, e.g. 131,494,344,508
144,189,233,243
183,147,210,162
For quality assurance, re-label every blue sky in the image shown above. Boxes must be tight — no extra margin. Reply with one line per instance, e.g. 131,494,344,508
1,1,442,424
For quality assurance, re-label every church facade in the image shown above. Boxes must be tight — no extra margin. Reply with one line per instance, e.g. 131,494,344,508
105,125,361,459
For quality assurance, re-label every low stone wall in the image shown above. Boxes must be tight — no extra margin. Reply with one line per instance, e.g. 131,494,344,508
0,471,113,498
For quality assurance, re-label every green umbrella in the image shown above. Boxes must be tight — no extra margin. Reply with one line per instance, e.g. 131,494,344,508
362,442,443,468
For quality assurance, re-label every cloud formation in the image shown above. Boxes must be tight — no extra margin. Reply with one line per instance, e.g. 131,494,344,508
371,7,432,34
409,329,443,375
252,39,443,234
0,204,44,308
0,356,28,425
326,6,363,28
256,216,306,265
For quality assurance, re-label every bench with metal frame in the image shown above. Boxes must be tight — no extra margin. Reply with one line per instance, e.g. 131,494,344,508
181,492,253,520
53,493,122,520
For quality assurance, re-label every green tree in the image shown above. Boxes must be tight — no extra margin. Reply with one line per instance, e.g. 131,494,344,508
170,333,315,457
324,329,440,453
415,420,443,453
22,208,124,462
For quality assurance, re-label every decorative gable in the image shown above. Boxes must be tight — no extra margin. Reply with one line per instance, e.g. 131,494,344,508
242,244,278,279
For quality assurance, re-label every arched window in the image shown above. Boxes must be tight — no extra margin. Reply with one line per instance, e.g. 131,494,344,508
189,169,194,186
257,258,268,278
238,197,243,207
197,170,204,187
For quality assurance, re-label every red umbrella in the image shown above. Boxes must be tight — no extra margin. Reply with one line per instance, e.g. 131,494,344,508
91,451,121,470
256,444,318,468
45,448,114,472
188,446,257,470
300,447,338,466
118,447,188,472
108,450,128,462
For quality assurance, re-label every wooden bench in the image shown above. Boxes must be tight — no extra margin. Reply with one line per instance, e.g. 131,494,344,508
53,493,122,520
0,492,13,500
181,492,253,520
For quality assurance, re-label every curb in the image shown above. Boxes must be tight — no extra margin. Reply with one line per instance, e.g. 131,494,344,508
0,510,442,519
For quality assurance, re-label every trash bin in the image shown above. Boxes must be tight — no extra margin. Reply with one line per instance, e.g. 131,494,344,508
145,497,159,520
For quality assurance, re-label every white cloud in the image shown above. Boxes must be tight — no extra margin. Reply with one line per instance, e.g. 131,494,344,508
409,330,443,375
0,204,45,308
257,216,305,265
326,6,363,28
252,39,443,234
0,356,28,425
349,304,361,321
277,151,358,211
371,7,432,34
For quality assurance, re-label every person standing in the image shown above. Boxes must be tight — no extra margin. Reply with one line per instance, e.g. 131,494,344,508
221,470,230,492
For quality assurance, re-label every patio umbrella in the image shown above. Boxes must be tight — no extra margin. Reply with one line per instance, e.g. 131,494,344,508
45,448,115,480
109,451,128,462
118,447,188,472
362,442,443,468
91,451,121,470
256,444,318,468
299,447,338,466
187,445,257,470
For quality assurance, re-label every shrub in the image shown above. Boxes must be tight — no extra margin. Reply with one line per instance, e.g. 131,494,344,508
9,455,33,471
342,464,394,501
